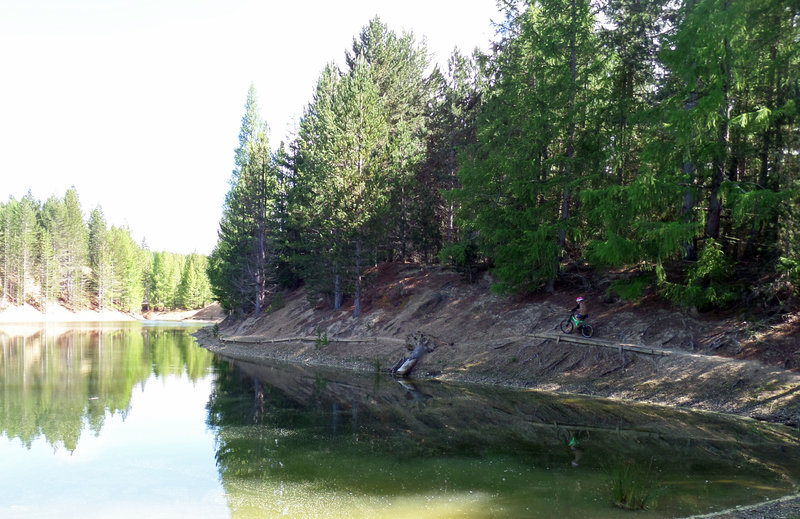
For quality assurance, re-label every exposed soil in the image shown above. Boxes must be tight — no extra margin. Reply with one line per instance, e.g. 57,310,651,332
198,262,800,427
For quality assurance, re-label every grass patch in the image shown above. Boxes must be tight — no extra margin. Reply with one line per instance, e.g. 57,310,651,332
606,458,660,510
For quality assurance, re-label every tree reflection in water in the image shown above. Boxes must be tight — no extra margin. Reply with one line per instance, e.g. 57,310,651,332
0,323,212,451
207,356,800,519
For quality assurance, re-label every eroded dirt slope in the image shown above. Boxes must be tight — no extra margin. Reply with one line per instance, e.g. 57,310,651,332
202,262,800,425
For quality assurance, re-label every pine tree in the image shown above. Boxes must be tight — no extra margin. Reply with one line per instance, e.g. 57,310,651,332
452,0,605,292
208,85,282,315
106,226,145,313
345,17,432,262
150,251,183,311
46,188,89,309
38,227,59,309
10,193,41,304
428,49,485,267
294,64,345,308
88,206,111,310
296,56,390,315
0,200,9,303
178,253,212,309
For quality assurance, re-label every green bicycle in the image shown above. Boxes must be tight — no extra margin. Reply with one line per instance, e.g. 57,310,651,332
560,313,594,338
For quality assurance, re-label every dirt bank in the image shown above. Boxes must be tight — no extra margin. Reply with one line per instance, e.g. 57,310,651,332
196,262,800,426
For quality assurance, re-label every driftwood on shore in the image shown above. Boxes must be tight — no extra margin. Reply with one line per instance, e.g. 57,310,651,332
221,335,405,345
390,332,440,377
481,333,675,357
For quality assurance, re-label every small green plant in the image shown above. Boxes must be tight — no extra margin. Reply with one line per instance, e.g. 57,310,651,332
372,358,382,372
265,292,285,314
313,374,327,395
777,257,800,295
212,323,220,339
315,327,330,349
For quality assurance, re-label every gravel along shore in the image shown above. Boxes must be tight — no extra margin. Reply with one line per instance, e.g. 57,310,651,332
681,493,800,519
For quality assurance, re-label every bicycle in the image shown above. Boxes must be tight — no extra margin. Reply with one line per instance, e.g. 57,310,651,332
560,313,594,338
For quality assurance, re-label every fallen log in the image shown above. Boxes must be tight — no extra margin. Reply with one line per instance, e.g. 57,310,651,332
221,335,405,345
391,332,440,378
539,333,673,356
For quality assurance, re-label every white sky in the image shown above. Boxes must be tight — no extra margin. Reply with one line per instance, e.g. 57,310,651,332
0,0,499,255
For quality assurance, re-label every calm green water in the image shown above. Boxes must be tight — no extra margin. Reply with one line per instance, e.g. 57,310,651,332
1,324,799,518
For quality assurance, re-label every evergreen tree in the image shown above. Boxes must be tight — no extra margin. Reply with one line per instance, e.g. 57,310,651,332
38,227,58,308
297,56,390,315
178,253,212,309
208,85,282,315
346,17,432,262
0,200,9,302
10,193,41,303
47,188,89,309
150,251,183,311
294,64,345,308
197,8,798,312
0,188,201,313
452,0,605,292
88,206,111,310
140,238,153,310
106,226,145,313
427,49,485,267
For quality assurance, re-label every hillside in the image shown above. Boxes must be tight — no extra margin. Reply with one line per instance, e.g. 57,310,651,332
197,262,800,426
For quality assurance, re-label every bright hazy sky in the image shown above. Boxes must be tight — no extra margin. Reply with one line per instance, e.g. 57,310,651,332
0,1,499,255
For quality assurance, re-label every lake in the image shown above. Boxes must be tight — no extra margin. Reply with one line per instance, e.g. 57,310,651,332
1,323,798,518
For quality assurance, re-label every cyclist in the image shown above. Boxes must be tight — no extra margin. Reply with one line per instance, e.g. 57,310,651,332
568,432,584,467
570,296,589,328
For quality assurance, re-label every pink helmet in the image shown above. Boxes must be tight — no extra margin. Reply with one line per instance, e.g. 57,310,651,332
576,296,584,303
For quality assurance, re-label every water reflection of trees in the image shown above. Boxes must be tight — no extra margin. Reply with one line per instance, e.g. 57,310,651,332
0,325,213,451
208,357,800,515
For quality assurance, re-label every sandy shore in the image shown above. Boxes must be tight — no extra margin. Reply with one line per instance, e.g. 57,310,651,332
0,303,138,323
0,302,226,325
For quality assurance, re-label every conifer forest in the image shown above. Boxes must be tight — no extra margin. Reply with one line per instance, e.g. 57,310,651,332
0,187,212,313
210,0,800,318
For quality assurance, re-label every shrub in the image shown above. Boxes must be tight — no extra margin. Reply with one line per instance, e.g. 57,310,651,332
658,239,738,310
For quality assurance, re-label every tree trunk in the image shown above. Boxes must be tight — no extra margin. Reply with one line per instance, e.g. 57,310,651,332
334,273,342,310
354,238,361,317
681,89,699,261
553,0,578,292
705,29,732,240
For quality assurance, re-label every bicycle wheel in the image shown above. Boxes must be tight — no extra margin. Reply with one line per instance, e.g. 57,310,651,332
580,324,594,338
560,318,574,334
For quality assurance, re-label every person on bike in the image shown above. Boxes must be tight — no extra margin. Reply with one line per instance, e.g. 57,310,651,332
570,296,589,327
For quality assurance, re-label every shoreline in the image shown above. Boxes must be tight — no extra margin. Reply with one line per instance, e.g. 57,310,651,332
0,302,225,324
0,303,138,323
193,326,800,425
